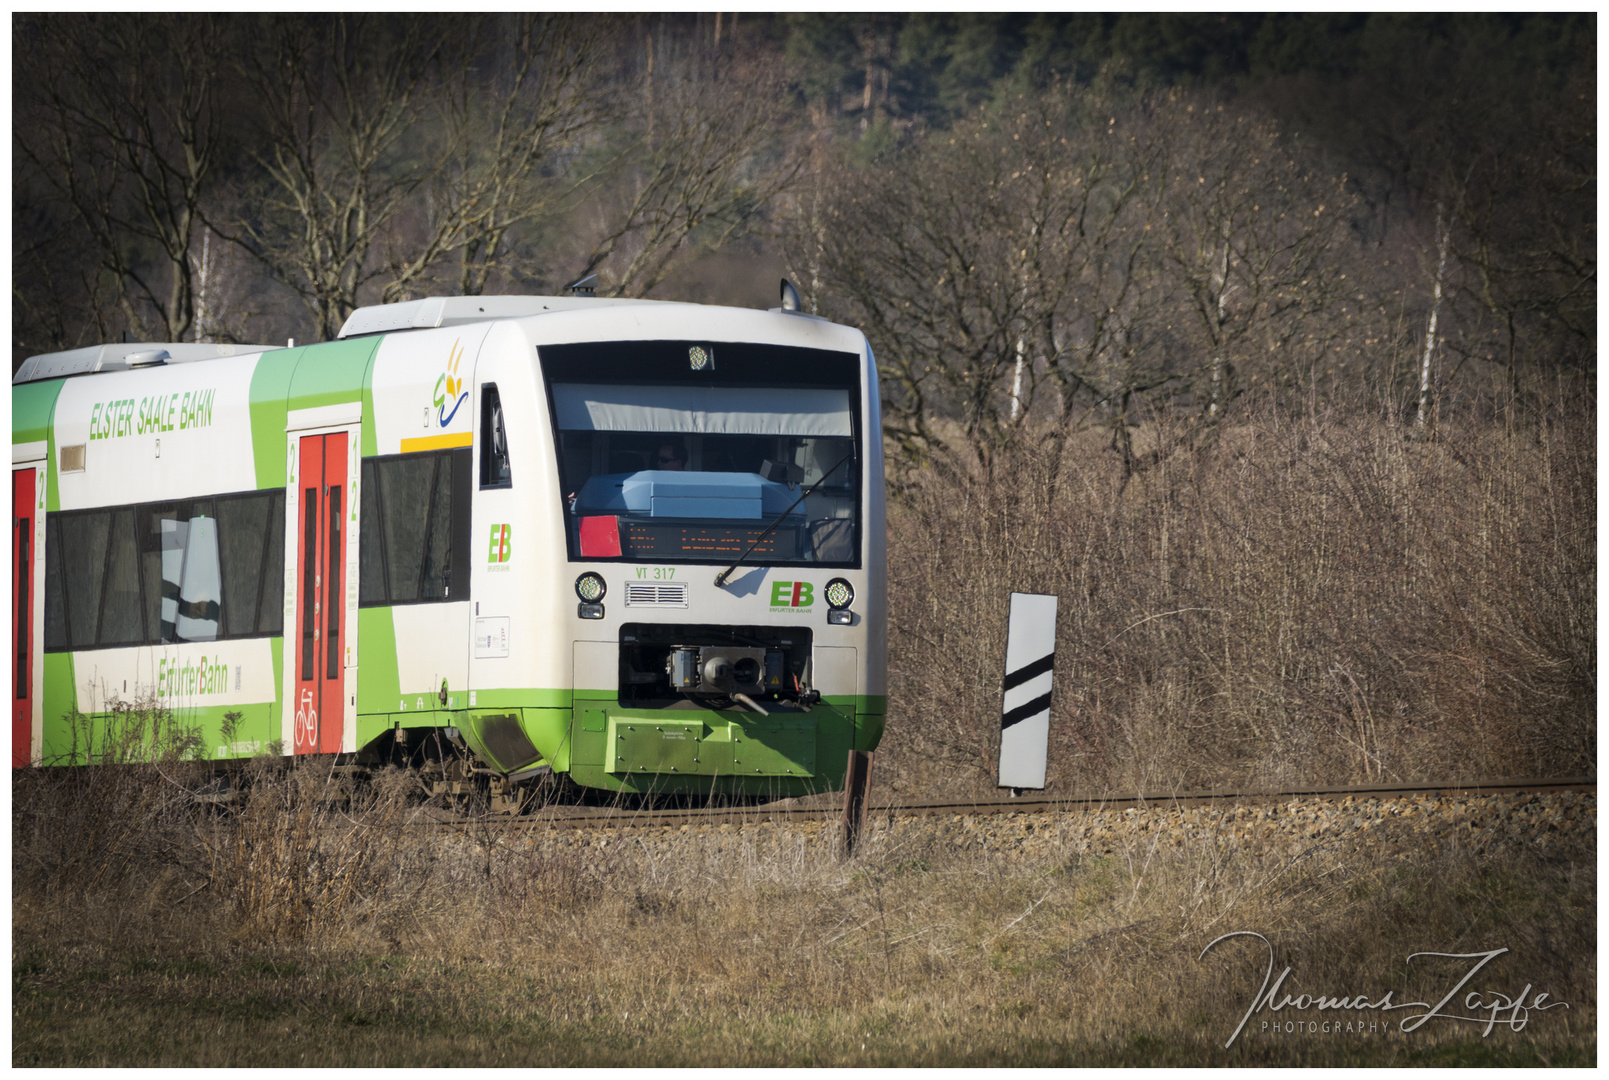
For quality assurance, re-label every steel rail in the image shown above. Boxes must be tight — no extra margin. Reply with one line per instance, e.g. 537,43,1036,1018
419,776,1594,832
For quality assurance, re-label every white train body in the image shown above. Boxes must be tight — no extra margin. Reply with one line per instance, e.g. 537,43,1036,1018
12,296,887,794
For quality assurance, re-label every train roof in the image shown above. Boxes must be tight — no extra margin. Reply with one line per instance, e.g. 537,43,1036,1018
335,294,830,339
12,341,285,387
335,294,655,338
15,293,834,388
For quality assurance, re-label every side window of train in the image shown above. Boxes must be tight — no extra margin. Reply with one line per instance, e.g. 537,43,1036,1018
139,499,222,643
480,384,512,488
214,490,286,637
40,489,286,651
359,448,472,606
45,507,144,649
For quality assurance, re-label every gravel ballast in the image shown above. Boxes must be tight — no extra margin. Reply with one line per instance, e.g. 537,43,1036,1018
505,789,1595,866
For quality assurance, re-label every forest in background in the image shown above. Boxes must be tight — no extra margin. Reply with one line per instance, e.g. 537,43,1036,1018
12,14,1595,791
14,14,1594,397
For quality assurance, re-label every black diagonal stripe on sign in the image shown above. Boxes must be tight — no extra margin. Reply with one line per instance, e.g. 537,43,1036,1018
1001,690,1053,731
1002,651,1055,693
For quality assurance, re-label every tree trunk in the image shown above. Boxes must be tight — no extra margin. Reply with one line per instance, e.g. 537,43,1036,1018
1010,334,1026,422
192,230,214,343
644,21,655,149
1208,224,1231,418
1416,203,1451,429
862,58,874,133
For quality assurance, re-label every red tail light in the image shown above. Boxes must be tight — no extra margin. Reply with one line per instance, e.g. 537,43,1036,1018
579,515,621,557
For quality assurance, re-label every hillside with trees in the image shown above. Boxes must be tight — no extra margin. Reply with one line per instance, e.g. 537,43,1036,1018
13,14,1594,792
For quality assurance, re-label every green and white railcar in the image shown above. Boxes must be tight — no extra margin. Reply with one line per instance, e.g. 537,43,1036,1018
11,294,886,795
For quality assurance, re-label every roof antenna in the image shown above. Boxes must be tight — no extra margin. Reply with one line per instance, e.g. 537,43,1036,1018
780,278,802,312
568,274,597,296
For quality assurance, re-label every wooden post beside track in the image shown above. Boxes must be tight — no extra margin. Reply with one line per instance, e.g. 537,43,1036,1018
840,750,873,856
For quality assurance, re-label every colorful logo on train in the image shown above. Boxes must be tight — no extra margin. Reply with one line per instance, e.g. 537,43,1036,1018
433,339,469,427
488,524,512,563
770,581,814,609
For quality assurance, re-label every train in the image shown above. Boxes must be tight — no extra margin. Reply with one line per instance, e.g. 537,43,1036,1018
11,288,887,800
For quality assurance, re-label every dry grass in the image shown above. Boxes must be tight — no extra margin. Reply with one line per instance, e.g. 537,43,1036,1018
882,400,1594,797
12,763,1595,1066
12,394,1594,1065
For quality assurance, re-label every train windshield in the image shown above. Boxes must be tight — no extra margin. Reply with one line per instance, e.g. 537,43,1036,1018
542,341,862,567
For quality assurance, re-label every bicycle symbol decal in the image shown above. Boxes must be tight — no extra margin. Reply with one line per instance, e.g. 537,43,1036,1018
295,688,317,750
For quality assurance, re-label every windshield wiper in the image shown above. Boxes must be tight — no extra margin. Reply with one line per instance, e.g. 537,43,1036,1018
714,451,854,588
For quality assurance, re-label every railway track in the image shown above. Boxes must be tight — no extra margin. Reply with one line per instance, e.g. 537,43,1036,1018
425,775,1594,832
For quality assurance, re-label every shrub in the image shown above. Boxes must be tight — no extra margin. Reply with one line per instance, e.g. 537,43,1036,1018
882,399,1594,796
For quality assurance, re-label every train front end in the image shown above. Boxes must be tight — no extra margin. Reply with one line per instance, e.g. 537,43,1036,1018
470,306,885,797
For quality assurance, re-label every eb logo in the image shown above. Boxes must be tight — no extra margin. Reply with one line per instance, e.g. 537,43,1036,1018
488,524,512,563
770,581,814,608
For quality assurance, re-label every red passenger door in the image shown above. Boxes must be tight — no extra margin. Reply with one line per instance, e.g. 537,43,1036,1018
294,433,348,755
12,469,35,768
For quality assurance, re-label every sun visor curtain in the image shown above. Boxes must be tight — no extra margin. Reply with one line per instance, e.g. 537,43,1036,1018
553,384,852,437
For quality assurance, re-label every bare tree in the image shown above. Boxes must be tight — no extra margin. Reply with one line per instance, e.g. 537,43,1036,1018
574,53,802,299
1147,93,1354,421
1441,63,1596,410
803,88,1152,464
12,194,99,363
221,15,451,341
1415,202,1452,428
15,15,228,344
802,129,1023,458
382,15,612,301
191,231,219,344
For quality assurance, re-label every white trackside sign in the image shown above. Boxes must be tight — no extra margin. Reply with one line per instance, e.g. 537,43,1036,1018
998,592,1057,790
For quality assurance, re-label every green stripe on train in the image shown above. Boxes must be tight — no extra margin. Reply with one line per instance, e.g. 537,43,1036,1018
287,337,379,415
248,337,381,488
38,642,284,765
13,380,64,510
376,690,882,788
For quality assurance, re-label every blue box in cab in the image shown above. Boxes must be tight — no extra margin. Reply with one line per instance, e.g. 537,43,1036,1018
575,471,805,521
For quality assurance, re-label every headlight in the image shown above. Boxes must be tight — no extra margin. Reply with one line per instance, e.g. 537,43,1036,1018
825,578,854,610
575,573,606,603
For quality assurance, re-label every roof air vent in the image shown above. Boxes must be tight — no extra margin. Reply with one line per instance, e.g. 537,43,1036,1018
126,348,171,368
